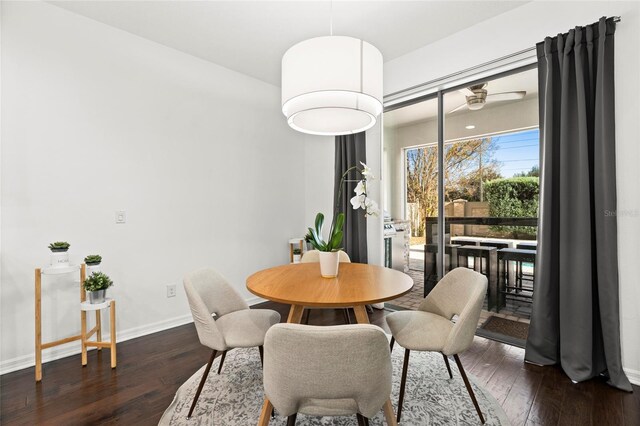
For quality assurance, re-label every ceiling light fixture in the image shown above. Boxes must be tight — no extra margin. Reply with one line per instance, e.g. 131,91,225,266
281,2,383,136
465,125,476,130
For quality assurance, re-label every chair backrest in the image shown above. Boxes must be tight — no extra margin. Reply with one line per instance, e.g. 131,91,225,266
263,324,391,419
183,268,249,351
300,249,351,263
418,267,487,355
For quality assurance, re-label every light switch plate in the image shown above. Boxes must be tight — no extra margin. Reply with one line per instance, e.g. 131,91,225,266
115,210,126,224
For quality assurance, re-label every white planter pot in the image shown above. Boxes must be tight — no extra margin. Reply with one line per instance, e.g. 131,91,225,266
86,263,102,275
50,251,69,267
318,251,340,278
292,254,301,264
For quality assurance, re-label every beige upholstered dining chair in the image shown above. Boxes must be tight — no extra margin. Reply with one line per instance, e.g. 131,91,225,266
183,268,280,419
300,250,352,324
386,267,488,423
263,323,397,426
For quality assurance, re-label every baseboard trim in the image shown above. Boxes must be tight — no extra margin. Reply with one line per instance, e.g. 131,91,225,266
624,367,640,386
1,295,271,376
0,313,194,376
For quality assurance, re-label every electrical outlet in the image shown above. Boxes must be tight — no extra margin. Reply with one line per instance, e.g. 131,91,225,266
167,284,177,298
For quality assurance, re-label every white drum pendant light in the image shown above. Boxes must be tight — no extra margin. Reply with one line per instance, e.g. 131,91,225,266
281,35,383,136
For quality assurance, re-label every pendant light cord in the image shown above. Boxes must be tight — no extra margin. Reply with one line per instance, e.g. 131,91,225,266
330,0,333,36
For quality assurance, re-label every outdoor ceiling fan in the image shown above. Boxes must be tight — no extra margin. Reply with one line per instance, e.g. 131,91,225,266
450,83,526,113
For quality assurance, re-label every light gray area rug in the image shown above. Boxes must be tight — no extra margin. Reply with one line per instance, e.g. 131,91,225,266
160,344,510,425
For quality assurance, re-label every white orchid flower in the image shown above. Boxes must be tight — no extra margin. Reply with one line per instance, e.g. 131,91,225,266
360,162,374,180
350,194,365,210
364,198,380,217
353,180,366,196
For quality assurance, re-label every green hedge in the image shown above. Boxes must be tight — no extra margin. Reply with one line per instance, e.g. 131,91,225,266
484,177,539,238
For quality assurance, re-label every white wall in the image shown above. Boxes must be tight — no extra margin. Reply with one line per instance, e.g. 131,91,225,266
303,135,334,228
0,1,306,373
384,1,640,384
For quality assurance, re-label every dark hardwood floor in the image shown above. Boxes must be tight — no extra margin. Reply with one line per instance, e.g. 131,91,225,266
1,302,638,425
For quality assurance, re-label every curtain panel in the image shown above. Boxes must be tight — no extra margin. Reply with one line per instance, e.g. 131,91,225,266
334,133,368,263
525,17,631,391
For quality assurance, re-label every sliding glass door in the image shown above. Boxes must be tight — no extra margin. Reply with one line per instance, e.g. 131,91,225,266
383,65,539,322
382,96,439,309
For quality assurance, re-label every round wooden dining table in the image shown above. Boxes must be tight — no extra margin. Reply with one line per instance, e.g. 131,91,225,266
246,262,413,325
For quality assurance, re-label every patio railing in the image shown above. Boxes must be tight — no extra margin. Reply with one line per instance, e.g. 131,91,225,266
424,216,538,312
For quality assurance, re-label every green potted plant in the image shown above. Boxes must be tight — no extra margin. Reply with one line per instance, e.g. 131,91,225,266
84,254,102,265
48,241,70,252
48,241,71,268
84,254,103,274
83,271,113,304
305,162,379,277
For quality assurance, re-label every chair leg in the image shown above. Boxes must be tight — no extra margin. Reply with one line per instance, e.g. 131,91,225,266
390,337,395,352
217,350,227,374
304,309,310,324
397,349,410,422
286,413,297,426
442,353,453,379
383,399,398,426
356,413,369,426
343,308,351,324
454,354,485,424
258,345,264,367
187,349,217,418
258,400,273,426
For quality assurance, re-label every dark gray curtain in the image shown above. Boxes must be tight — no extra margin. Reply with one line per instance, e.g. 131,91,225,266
525,17,631,391
334,133,368,263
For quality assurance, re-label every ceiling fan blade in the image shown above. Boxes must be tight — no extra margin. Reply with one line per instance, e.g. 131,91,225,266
458,87,475,96
449,103,468,113
486,91,526,103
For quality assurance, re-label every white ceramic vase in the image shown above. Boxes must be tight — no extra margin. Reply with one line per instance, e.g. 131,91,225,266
318,251,340,278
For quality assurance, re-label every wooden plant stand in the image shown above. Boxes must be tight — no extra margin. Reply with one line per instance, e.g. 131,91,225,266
34,263,117,382
80,297,116,369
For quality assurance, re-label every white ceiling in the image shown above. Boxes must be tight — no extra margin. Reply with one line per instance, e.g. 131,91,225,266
50,1,527,87
384,67,539,128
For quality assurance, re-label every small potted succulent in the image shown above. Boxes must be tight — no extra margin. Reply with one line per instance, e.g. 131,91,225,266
48,241,71,268
84,254,103,274
84,254,102,265
48,241,70,252
292,248,302,264
83,271,113,304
